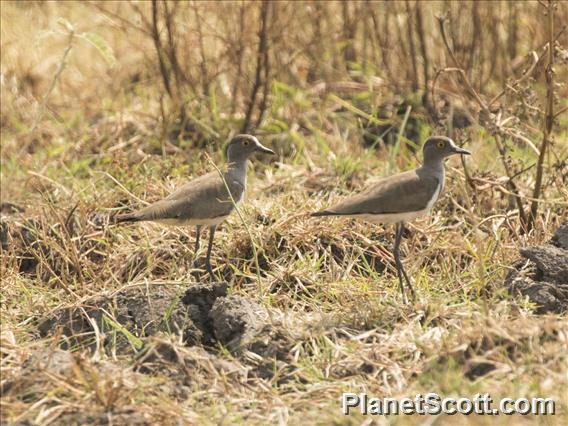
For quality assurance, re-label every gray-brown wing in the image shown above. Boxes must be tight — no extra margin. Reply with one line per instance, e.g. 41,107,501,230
132,171,244,222
321,170,440,215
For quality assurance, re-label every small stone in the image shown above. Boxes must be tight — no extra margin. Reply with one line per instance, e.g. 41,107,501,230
551,221,568,250
520,245,568,284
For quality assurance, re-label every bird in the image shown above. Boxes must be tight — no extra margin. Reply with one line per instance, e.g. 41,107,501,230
311,136,471,303
115,134,275,278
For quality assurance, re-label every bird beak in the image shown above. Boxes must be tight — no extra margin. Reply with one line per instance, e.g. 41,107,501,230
255,143,275,155
452,146,471,155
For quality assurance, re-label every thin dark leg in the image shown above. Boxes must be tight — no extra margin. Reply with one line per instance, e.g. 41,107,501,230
205,225,217,279
192,225,202,268
393,222,407,304
398,223,416,301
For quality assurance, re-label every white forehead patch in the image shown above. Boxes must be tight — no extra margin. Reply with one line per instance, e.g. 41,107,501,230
431,136,455,146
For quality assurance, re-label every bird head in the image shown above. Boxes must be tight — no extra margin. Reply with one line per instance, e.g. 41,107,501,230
226,134,275,163
423,136,470,164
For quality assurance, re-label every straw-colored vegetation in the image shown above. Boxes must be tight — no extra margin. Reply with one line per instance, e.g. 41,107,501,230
1,1,567,425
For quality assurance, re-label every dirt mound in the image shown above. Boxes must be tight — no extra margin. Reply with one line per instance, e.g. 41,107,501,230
37,282,293,366
36,281,298,388
39,285,195,353
505,221,568,313
38,282,229,350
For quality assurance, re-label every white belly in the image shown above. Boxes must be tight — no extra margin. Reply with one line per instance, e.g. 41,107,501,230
356,209,429,224
155,215,229,227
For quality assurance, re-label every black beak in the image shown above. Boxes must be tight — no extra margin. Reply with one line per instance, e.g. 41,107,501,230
452,146,471,155
256,143,275,155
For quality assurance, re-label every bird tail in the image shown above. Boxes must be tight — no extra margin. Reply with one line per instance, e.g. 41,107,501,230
114,213,141,224
310,210,336,217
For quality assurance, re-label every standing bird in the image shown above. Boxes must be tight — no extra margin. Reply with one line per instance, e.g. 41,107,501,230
115,134,275,278
311,136,471,303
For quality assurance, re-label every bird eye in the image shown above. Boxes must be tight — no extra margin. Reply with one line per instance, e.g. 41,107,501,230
243,140,250,146
437,141,445,149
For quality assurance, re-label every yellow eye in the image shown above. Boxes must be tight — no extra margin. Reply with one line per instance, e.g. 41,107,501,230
243,140,250,146
437,141,445,149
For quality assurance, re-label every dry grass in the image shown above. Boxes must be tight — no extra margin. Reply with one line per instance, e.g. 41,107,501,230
1,1,568,425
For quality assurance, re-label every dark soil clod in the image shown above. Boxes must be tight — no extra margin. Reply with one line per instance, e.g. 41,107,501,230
504,221,568,313
181,281,229,344
210,295,265,350
463,361,497,380
520,245,568,283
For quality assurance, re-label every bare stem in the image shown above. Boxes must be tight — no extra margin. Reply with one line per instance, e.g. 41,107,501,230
242,0,270,133
527,0,556,231
32,28,74,133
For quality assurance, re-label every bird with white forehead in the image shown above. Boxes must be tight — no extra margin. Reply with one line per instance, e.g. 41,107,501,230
116,134,275,278
312,136,471,303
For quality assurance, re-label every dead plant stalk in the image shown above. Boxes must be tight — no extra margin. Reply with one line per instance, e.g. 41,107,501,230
242,0,271,133
436,13,531,228
528,0,556,231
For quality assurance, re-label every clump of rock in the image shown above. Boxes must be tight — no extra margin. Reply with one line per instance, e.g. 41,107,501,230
505,221,568,313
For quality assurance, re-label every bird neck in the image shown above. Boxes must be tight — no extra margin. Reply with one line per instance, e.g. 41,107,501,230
422,156,445,174
419,160,445,192
227,159,248,184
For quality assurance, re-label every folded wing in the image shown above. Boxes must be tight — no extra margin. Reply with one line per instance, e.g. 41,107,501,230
125,171,244,222
314,170,439,216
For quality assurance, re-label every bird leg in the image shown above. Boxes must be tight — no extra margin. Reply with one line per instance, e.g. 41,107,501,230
205,225,217,279
394,222,416,303
192,225,202,268
400,254,416,302
393,222,407,304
